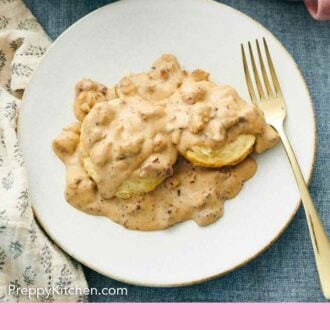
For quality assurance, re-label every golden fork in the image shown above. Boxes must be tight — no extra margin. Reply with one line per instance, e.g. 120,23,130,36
241,38,330,299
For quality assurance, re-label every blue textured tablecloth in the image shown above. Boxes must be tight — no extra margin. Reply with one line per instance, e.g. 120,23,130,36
23,0,330,302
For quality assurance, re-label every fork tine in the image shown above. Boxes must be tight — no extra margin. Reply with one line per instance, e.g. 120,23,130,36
248,41,265,100
256,39,273,98
263,38,283,97
241,44,257,103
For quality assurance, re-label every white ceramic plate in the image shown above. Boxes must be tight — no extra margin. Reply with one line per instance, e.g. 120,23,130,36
19,0,315,286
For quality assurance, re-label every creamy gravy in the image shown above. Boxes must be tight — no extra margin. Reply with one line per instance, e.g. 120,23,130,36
61,129,256,230
53,54,278,230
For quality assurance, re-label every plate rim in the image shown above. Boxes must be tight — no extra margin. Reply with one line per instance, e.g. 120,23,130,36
18,0,317,287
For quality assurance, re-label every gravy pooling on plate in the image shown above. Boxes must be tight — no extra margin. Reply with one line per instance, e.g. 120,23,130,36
53,54,279,230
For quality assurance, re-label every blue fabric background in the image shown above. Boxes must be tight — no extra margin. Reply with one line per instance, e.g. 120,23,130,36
23,0,330,302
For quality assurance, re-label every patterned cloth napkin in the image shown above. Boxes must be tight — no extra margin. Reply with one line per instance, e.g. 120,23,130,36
0,0,88,302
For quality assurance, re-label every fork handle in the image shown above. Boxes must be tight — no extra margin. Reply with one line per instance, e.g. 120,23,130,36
276,127,330,299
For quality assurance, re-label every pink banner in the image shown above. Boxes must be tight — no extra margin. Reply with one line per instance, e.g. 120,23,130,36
1,303,329,329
